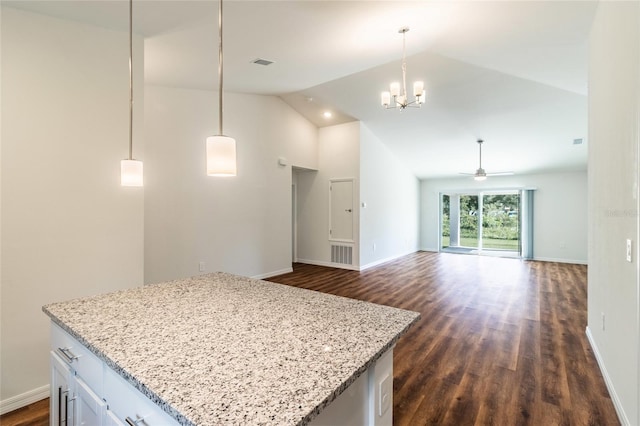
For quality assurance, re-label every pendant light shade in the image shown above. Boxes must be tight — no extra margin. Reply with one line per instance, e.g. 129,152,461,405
121,159,144,186
206,0,237,177
120,0,143,186
206,135,236,176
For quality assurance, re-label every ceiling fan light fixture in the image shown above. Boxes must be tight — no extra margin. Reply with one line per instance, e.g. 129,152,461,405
474,169,487,181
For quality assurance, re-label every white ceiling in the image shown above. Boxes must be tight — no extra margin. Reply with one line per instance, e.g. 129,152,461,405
5,0,597,179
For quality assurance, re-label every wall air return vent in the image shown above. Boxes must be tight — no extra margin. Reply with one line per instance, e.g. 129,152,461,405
331,244,353,265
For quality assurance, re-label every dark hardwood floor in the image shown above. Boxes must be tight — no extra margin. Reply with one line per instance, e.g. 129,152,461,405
2,252,619,425
0,398,48,426
268,252,620,425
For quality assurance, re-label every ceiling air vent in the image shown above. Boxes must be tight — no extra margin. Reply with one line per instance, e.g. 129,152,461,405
573,138,584,145
251,58,274,66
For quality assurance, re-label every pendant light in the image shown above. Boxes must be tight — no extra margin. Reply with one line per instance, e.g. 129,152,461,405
120,0,143,187
206,0,237,177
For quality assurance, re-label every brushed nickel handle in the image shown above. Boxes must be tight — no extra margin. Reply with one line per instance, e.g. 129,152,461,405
125,415,145,425
57,347,78,363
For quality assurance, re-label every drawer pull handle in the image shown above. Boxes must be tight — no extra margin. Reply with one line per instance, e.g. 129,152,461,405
125,415,145,425
57,347,78,363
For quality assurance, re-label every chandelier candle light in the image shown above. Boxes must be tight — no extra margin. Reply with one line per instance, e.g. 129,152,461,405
121,0,143,186
206,0,237,176
381,27,425,110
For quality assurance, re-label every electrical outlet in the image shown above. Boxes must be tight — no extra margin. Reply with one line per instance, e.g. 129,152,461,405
626,239,632,262
378,373,392,417
199,261,206,272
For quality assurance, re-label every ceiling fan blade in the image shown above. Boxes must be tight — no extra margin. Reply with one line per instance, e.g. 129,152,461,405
486,172,515,176
458,172,475,176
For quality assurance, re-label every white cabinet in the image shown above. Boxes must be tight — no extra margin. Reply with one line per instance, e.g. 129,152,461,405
50,323,178,426
50,351,74,426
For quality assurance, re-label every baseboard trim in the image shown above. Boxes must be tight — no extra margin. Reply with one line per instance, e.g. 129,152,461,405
532,256,587,265
0,385,49,415
421,247,439,253
585,326,629,425
360,251,418,271
251,267,293,280
296,258,360,271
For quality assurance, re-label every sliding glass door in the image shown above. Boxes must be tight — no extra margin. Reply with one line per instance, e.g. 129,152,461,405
441,193,479,252
441,190,523,257
481,192,520,252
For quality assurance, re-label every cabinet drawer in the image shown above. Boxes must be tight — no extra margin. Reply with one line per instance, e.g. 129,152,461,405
104,367,178,426
51,323,103,394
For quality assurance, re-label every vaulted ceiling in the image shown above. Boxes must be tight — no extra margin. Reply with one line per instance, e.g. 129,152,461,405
6,0,596,179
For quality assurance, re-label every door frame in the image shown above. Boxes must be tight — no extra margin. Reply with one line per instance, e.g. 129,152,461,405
329,178,355,243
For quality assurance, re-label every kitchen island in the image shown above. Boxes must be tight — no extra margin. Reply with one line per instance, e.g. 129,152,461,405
43,272,419,426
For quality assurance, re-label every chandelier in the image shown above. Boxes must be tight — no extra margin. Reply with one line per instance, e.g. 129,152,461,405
381,27,425,111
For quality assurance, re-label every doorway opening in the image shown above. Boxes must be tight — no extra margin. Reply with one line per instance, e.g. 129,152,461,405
441,190,521,258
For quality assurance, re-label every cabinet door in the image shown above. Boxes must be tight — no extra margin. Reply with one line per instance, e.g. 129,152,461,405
104,410,126,426
74,376,106,426
51,352,74,426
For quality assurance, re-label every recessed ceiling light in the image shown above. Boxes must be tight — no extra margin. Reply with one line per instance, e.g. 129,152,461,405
251,58,274,66
323,111,332,118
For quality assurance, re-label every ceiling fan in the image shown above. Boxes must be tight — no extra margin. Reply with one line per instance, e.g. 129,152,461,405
460,139,514,181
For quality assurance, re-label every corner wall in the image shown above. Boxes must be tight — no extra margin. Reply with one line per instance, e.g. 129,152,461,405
143,86,318,283
359,123,420,268
420,171,588,263
1,7,144,408
587,2,640,424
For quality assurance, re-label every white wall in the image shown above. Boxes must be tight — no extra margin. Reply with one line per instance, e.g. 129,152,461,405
359,123,420,268
587,2,640,424
1,7,144,409
420,171,588,263
143,86,317,283
296,122,360,268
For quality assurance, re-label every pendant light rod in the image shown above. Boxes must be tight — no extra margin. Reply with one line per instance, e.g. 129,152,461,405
205,0,236,177
478,139,483,169
121,0,143,186
401,27,408,98
218,0,224,135
128,0,133,160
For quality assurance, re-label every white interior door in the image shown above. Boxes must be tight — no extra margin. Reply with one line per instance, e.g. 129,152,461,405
330,179,354,242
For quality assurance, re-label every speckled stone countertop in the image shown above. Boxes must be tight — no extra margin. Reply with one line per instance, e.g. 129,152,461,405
43,272,420,426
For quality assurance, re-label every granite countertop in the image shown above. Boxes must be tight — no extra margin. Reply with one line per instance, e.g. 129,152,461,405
43,272,420,426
